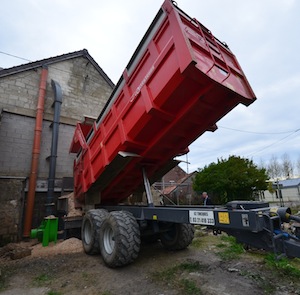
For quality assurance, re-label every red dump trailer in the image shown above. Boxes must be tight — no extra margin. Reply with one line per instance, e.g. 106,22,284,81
70,0,255,205
69,0,300,267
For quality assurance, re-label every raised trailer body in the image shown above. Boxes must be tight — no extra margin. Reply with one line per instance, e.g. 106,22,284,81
68,1,300,267
70,0,255,205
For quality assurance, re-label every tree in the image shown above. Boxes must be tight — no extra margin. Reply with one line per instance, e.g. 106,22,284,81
267,155,282,179
193,155,268,204
281,153,293,179
297,156,300,176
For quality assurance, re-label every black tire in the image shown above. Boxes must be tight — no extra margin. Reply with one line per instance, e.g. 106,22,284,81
160,223,195,250
99,211,141,268
81,209,108,255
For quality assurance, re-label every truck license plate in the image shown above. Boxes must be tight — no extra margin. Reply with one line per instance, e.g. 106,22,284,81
189,210,215,225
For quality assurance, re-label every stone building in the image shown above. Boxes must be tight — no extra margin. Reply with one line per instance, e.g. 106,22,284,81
0,49,114,244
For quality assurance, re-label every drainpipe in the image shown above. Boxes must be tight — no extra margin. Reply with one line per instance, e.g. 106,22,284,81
23,65,48,238
45,80,62,216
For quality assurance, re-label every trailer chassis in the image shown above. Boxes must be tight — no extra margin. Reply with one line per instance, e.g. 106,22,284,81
75,169,300,268
99,202,300,257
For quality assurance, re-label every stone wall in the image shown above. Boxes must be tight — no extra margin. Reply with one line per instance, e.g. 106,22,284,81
0,179,25,245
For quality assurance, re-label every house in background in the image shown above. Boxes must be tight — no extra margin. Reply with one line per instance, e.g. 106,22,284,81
0,49,114,244
261,178,300,207
152,166,198,205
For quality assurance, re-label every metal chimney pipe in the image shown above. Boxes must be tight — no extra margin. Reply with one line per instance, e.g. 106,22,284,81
45,80,62,216
23,65,48,238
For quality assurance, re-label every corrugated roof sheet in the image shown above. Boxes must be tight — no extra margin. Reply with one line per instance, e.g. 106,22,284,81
278,178,300,187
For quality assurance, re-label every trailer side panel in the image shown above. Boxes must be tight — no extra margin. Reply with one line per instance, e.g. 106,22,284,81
70,0,256,205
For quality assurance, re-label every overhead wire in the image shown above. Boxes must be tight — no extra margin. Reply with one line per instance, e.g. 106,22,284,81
187,128,300,167
190,127,300,153
218,125,296,135
246,129,300,157
0,50,32,62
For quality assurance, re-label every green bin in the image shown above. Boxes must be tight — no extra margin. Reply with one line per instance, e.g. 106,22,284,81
30,217,58,247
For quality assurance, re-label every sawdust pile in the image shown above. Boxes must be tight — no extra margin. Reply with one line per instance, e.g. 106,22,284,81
0,238,83,261
31,238,83,257
60,192,82,217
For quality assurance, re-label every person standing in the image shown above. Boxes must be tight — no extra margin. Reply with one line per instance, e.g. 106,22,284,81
202,192,212,206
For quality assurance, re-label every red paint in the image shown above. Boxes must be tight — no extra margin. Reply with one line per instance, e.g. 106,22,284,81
70,0,256,205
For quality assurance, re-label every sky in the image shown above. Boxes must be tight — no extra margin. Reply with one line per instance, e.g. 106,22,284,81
1,0,300,174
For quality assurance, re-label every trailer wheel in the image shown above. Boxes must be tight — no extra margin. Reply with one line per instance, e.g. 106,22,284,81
160,223,194,250
99,211,141,267
81,209,108,255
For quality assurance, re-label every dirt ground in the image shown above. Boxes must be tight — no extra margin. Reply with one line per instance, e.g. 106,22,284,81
0,231,299,295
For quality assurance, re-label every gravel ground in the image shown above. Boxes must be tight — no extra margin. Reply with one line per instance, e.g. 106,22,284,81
1,232,300,295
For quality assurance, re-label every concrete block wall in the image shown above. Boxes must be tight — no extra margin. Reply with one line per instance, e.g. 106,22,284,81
0,57,114,178
1,58,113,123
0,112,76,178
0,55,114,243
0,70,41,114
0,113,35,176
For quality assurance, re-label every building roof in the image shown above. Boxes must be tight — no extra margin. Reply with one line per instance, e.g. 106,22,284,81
0,49,114,88
162,171,196,195
163,165,187,183
278,178,300,188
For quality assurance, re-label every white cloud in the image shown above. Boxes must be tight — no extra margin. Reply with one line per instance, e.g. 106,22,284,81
257,74,300,98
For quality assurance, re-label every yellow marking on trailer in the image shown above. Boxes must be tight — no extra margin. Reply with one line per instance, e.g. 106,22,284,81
153,215,158,220
218,212,230,224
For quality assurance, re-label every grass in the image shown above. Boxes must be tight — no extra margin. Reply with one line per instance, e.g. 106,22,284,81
178,278,200,294
211,234,300,276
0,269,8,291
216,235,245,260
33,274,61,295
240,270,276,294
47,291,63,295
177,261,206,272
81,271,97,285
191,231,220,249
33,273,51,286
264,254,300,279
151,260,204,295
191,238,202,248
210,234,300,293
239,255,300,294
